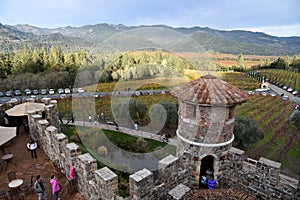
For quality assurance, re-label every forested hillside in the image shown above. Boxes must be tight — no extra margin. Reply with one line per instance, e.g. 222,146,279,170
0,45,194,90
1,23,300,55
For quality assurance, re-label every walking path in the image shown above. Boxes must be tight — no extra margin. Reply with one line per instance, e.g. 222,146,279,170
62,120,178,146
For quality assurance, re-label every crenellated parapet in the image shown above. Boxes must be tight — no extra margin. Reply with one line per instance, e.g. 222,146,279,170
221,147,300,199
25,99,299,200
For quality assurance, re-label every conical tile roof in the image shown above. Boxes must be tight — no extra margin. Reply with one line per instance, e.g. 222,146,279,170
170,75,248,106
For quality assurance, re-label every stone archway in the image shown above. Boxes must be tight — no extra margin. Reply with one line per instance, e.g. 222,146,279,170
199,155,215,188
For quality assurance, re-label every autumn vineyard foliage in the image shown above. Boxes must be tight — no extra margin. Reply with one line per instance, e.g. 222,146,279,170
235,94,300,178
257,69,300,92
57,72,300,178
221,72,260,90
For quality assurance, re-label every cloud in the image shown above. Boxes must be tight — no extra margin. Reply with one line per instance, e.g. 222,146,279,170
236,24,300,37
0,0,299,36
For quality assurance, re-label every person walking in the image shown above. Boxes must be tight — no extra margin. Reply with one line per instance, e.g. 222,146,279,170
27,140,37,158
50,175,61,200
34,175,47,200
88,115,92,123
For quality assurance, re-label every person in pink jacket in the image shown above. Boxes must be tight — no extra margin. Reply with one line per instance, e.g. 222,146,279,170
69,166,76,180
50,175,61,200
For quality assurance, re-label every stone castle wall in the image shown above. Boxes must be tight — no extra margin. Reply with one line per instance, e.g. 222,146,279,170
221,147,300,200
28,101,119,200
27,101,189,200
25,100,300,200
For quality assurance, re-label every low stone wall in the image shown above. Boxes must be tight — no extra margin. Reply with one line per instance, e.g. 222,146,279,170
129,155,189,200
221,147,300,199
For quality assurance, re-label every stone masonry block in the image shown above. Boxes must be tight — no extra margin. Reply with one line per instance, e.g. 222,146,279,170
158,155,179,169
95,167,118,182
168,184,190,200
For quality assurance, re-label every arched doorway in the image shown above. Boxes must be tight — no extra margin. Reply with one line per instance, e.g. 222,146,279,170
199,155,214,188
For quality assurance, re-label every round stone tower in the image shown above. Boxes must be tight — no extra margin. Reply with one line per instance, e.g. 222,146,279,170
170,75,248,187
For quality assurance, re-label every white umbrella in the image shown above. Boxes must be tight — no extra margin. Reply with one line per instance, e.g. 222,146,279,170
5,102,45,116
0,126,17,146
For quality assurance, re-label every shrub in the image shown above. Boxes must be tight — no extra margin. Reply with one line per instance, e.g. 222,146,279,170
70,134,81,143
136,137,148,149
292,112,300,127
97,145,108,156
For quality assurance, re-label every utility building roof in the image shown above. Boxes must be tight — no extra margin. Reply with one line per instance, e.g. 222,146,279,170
170,75,248,106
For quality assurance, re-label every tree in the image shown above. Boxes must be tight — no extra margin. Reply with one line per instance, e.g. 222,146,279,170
158,101,178,128
129,99,147,123
0,51,11,78
270,57,288,69
236,53,245,71
29,47,43,73
154,49,162,64
291,54,300,71
41,46,49,68
233,116,263,149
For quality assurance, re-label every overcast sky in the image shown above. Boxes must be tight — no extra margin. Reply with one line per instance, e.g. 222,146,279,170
0,0,299,36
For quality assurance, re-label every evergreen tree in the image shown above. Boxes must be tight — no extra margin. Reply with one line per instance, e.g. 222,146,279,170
41,46,50,68
154,49,162,64
237,53,245,70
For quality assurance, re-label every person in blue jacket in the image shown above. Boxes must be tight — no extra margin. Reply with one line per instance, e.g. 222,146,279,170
207,176,216,190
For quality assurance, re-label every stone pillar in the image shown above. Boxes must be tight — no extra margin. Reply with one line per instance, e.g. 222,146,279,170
53,133,68,174
65,142,81,169
228,147,245,170
44,126,58,159
53,133,68,155
77,153,97,179
30,114,42,140
37,119,49,148
45,101,60,130
44,104,52,120
50,100,60,129
45,126,57,143
27,110,36,134
77,153,98,200
158,155,180,190
130,168,154,200
94,167,118,200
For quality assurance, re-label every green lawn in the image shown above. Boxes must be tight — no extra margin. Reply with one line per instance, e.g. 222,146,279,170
62,124,176,197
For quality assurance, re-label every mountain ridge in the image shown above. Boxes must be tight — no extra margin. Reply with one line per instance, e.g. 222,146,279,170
1,23,300,55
